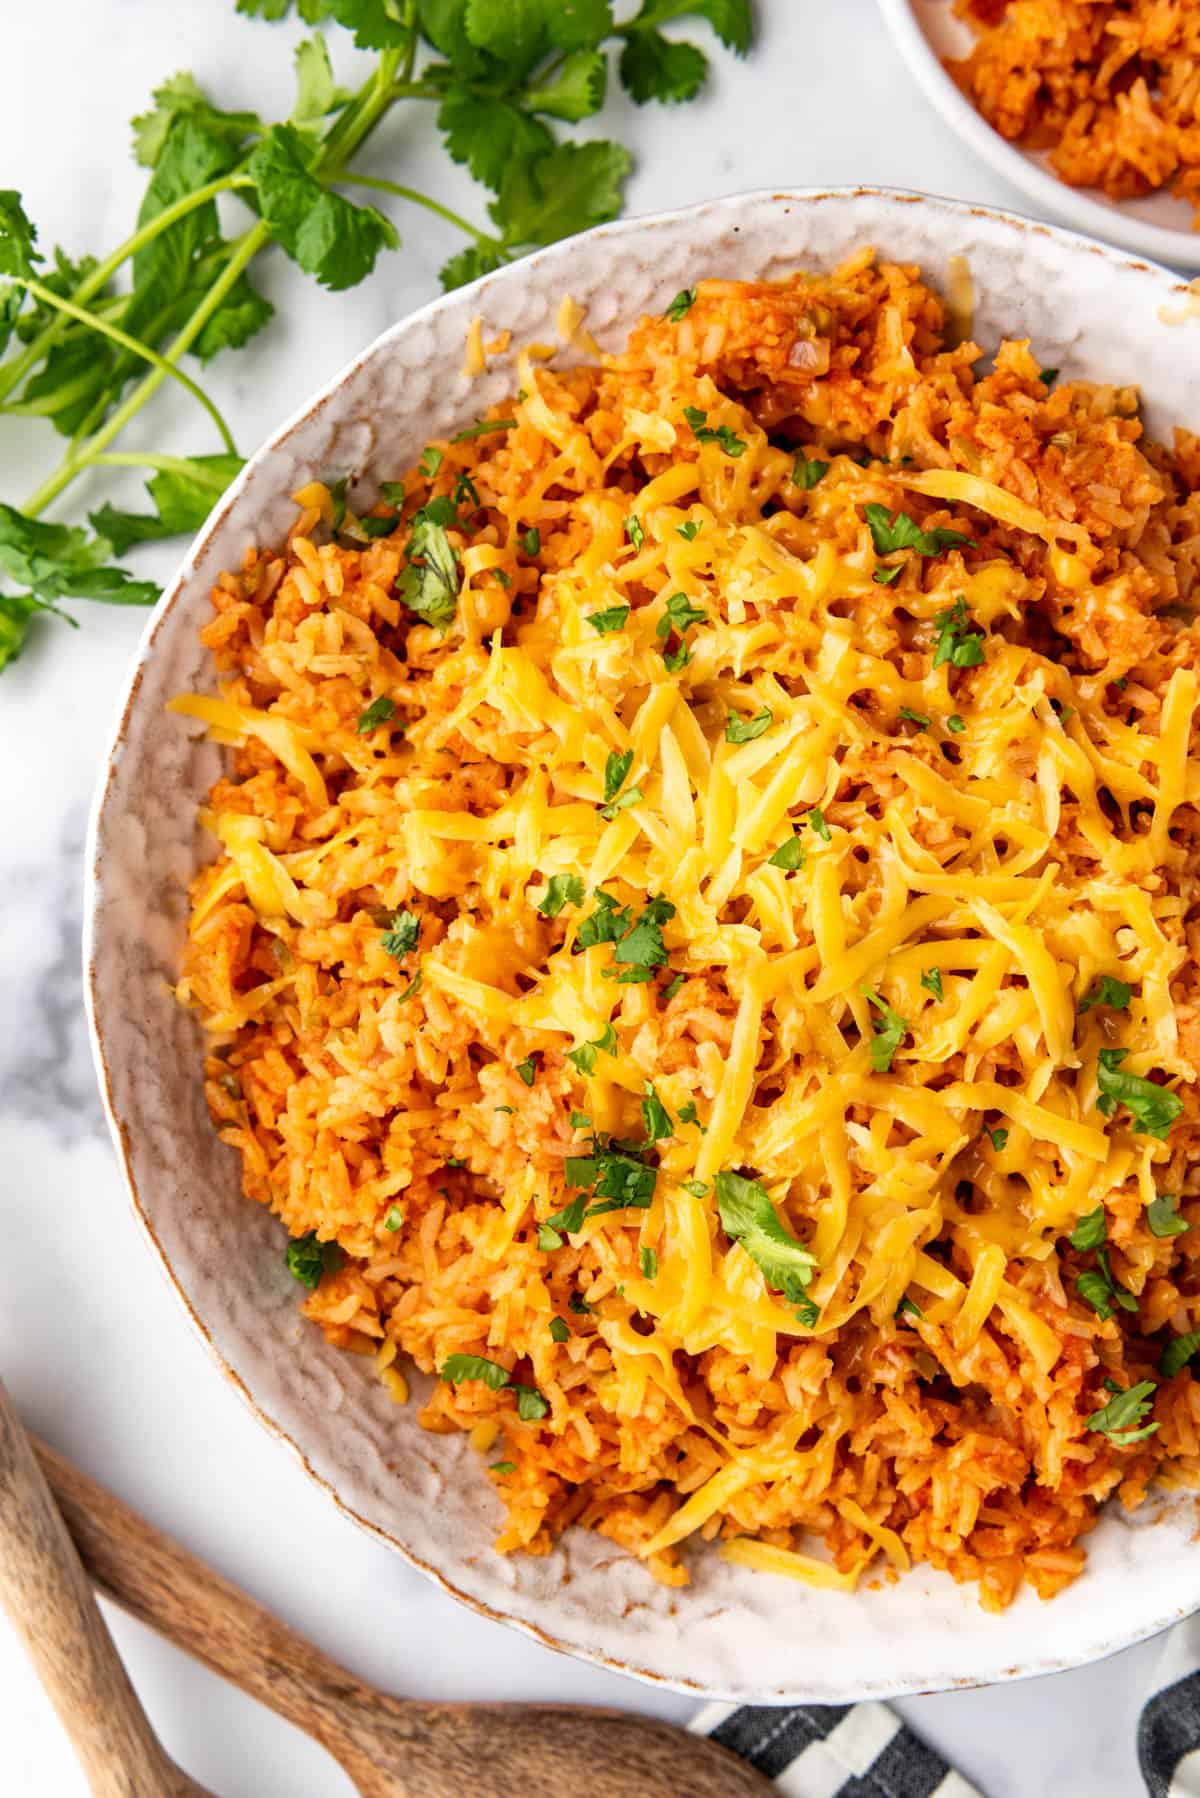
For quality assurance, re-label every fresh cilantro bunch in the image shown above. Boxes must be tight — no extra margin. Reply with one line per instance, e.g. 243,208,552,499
0,0,753,672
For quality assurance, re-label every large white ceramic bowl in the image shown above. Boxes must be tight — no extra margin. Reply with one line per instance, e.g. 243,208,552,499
879,0,1200,268
86,188,1200,1703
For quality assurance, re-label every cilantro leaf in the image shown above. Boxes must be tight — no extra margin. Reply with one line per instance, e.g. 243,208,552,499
665,287,696,321
525,48,608,120
619,31,708,104
920,968,943,1001
385,1205,404,1231
932,597,986,670
899,707,930,729
514,1383,550,1421
989,1127,1009,1151
602,748,633,804
655,590,706,637
247,124,398,290
1085,1379,1159,1445
489,141,633,248
682,406,745,456
1161,1331,1200,1378
1076,1270,1118,1320
516,1056,537,1086
549,1315,570,1342
715,1169,818,1303
612,895,675,971
628,0,753,54
464,0,549,68
398,515,460,628
569,1138,658,1214
896,1294,924,1320
440,1352,511,1391
1147,1194,1189,1239
291,34,352,129
452,417,515,442
946,714,966,733
536,873,584,917
1069,1205,1107,1251
0,506,158,606
0,190,39,283
587,605,629,635
625,514,645,551
440,241,506,293
808,807,831,841
865,504,974,559
357,695,395,733
89,453,244,554
792,455,828,490
381,909,420,958
286,1229,343,1290
677,519,701,540
640,1245,658,1279
725,706,772,744
862,988,909,1073
130,72,260,170
437,92,554,194
576,892,631,950
1096,1048,1183,1139
1079,975,1133,1014
769,835,805,871
640,1082,673,1143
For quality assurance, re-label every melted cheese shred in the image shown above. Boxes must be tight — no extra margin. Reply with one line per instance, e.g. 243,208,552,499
174,259,1200,1605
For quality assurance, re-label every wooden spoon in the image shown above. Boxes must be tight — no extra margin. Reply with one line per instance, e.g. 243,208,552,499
0,1384,770,1798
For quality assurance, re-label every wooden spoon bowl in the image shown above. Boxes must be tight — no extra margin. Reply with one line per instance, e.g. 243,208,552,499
0,1380,768,1797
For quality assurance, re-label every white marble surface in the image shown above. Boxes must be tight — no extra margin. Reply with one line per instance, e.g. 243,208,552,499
0,3,1184,1794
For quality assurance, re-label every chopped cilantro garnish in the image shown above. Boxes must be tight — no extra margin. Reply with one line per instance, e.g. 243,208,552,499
899,707,929,729
385,1206,403,1232
1040,367,1059,386
808,807,831,842
516,1056,537,1087
769,835,806,871
451,418,515,442
715,1169,818,1307
682,1177,709,1197
725,706,773,744
521,527,540,556
381,910,420,959
864,504,974,559
656,591,707,637
1096,1048,1183,1139
1147,1194,1189,1239
535,873,584,918
640,1245,659,1279
678,1102,699,1126
793,1293,821,1328
896,1294,924,1321
1069,1205,1107,1251
397,513,460,629
1085,1379,1159,1445
1076,1247,1138,1321
1161,1331,1200,1378
683,406,746,457
862,987,909,1073
567,1139,658,1216
445,1156,466,1169
285,1230,343,1291
677,520,702,541
792,456,829,490
663,642,690,674
440,1353,510,1391
567,1021,618,1076
452,471,479,510
920,968,943,1001
570,1111,591,1129
587,605,630,635
874,565,902,585
549,1316,570,1343
1079,975,1133,1014
490,1461,516,1475
989,1127,1009,1151
514,1385,550,1422
932,597,985,670
946,714,966,733
601,748,633,807
537,1222,563,1252
641,1083,673,1143
396,970,422,1004
612,895,675,973
419,446,443,479
356,694,396,734
665,288,696,322
568,1292,592,1315
661,972,684,1002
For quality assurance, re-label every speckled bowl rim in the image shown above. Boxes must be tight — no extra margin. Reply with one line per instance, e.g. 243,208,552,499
84,186,1200,1703
877,0,1200,268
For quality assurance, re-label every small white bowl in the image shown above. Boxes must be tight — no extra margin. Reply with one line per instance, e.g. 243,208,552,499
86,187,1200,1703
879,0,1200,268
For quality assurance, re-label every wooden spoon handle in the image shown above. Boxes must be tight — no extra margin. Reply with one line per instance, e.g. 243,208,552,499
0,1383,209,1798
32,1433,378,1763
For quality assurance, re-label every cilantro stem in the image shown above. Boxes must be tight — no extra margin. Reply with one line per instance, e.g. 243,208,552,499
4,276,237,452
0,174,254,404
86,450,231,480
22,222,268,518
339,173,495,246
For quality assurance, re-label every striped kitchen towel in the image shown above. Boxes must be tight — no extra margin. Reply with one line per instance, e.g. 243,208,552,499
696,1611,1200,1798
694,1698,980,1797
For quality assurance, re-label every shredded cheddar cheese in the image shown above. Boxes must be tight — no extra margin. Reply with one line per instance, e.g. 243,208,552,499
173,257,1200,1610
